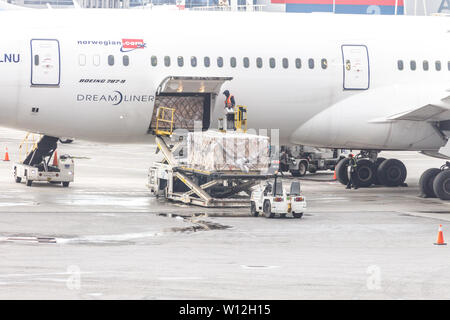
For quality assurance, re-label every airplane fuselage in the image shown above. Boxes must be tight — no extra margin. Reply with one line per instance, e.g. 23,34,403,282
0,10,449,152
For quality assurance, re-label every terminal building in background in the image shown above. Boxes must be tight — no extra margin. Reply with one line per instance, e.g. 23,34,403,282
257,0,449,15
4,0,450,14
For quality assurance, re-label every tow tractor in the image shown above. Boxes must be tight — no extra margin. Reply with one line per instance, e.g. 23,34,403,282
250,174,306,218
14,134,74,187
279,145,346,177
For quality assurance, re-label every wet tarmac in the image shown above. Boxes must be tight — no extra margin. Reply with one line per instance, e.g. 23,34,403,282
1,128,450,299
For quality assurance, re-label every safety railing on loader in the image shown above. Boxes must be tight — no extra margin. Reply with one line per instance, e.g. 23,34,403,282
18,132,41,162
155,106,176,136
235,105,247,133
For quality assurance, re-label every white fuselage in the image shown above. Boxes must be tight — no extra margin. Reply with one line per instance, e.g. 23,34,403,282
0,10,449,152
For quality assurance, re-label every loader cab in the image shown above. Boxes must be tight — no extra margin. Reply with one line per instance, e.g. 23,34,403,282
148,76,233,134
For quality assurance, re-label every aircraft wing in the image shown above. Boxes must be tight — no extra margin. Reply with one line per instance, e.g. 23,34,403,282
376,90,450,158
387,96,450,122
371,91,450,123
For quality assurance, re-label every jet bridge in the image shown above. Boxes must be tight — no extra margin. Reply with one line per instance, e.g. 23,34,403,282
148,76,233,134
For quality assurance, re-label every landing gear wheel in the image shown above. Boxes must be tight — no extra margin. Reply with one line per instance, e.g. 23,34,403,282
280,213,287,218
293,212,303,219
419,168,440,198
26,179,33,187
250,201,259,217
377,159,407,187
62,182,70,188
433,170,450,200
335,158,349,185
372,157,386,185
354,159,375,188
263,200,274,218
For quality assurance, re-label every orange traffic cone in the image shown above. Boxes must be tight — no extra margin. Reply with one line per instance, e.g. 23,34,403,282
3,147,10,162
333,170,337,180
434,225,447,246
52,150,58,166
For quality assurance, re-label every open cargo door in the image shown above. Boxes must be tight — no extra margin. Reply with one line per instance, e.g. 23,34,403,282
148,76,233,134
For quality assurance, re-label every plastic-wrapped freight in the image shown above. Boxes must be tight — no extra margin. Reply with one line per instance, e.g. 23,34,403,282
187,130,270,172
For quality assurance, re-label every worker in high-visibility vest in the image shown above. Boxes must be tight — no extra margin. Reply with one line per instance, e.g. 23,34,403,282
223,90,236,131
346,154,358,189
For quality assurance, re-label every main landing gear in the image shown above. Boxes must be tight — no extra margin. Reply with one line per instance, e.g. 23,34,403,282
335,151,407,188
419,162,450,200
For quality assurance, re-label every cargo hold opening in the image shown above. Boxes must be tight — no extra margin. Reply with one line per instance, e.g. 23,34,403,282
148,76,232,134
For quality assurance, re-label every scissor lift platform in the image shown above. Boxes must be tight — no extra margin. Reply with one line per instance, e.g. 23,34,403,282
148,136,274,207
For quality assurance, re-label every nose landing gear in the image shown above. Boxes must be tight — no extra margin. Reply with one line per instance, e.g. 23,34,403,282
420,162,450,200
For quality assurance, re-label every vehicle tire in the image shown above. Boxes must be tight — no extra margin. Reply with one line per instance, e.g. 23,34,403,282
354,159,375,188
62,182,70,188
14,168,21,183
298,162,307,176
335,158,350,185
290,161,307,177
263,200,274,218
293,212,303,219
377,159,407,187
26,179,33,187
280,213,287,218
250,201,259,217
433,170,450,200
372,157,386,185
308,166,317,174
59,138,73,144
419,168,440,198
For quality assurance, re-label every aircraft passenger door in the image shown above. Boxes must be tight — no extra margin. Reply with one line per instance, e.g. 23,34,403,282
30,39,61,86
341,45,369,90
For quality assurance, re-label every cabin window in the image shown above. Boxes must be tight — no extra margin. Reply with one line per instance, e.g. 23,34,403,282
217,57,223,68
230,57,237,68
282,58,289,69
423,60,429,71
269,57,276,69
123,55,129,66
321,58,328,69
243,57,250,68
108,55,114,66
397,60,404,70
191,56,197,67
436,60,442,71
177,56,184,67
164,56,171,67
295,58,302,69
34,55,39,66
308,58,315,69
93,55,100,66
256,57,263,68
410,60,416,71
204,57,210,67
151,55,157,67
78,54,86,66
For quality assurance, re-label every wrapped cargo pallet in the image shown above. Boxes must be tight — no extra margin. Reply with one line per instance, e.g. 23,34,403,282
187,130,270,172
